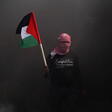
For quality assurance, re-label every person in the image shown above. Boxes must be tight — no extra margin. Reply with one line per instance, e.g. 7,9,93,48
44,33,85,112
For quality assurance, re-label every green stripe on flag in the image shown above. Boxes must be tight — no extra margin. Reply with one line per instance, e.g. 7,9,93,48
18,35,38,48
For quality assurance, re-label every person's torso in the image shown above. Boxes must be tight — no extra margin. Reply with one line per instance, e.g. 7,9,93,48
48,51,78,87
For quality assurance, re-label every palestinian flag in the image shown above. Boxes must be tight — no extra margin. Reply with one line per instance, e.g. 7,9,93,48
16,12,41,48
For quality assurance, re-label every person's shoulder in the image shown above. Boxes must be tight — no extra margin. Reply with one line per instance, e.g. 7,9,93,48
46,53,52,61
68,50,78,59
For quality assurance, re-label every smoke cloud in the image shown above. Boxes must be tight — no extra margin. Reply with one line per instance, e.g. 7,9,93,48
0,0,112,112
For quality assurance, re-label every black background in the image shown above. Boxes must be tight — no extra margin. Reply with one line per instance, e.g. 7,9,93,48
0,0,112,112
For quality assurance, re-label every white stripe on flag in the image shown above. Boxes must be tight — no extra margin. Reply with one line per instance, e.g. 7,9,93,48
21,26,31,39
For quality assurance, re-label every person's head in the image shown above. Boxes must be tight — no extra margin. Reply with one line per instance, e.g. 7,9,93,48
57,33,71,53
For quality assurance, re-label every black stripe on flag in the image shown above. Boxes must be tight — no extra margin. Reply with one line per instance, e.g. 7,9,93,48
16,12,31,34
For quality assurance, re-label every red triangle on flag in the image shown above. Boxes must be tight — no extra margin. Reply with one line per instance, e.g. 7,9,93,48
27,12,41,44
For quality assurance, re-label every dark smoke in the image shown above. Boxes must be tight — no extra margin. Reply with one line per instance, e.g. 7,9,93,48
0,0,112,112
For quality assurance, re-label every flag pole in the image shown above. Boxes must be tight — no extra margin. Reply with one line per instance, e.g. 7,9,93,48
39,43,47,66
32,12,47,66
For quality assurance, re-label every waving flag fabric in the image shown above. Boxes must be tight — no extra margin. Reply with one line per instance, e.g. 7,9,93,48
16,12,41,48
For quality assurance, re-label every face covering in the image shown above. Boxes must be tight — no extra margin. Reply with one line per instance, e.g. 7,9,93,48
52,33,71,55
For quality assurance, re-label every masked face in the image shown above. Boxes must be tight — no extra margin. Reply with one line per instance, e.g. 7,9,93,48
58,41,71,53
53,33,71,55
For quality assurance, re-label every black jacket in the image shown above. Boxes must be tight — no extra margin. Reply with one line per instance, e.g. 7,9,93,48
47,51,83,92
